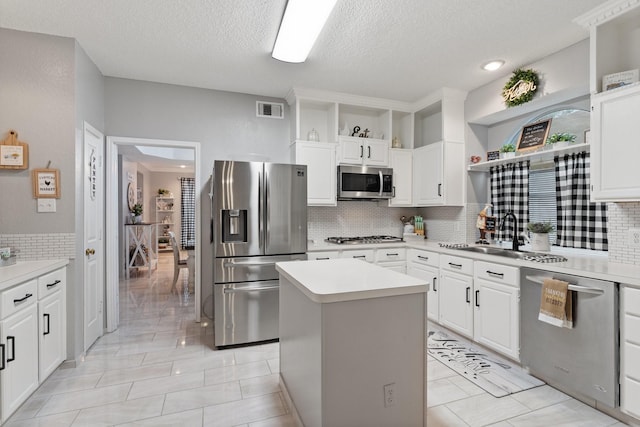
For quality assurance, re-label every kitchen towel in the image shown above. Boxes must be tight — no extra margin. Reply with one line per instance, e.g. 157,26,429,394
538,278,573,328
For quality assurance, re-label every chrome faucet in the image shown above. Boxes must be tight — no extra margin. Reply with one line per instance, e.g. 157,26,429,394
500,211,520,251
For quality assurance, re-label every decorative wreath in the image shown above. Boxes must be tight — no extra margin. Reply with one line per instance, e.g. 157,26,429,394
502,68,539,107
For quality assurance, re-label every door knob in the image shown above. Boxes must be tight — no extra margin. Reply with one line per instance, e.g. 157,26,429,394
85,248,95,256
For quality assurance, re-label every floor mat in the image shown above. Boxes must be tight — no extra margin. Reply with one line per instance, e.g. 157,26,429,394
428,329,544,397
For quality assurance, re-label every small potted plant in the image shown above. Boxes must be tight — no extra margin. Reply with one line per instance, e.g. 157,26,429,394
157,188,171,196
500,143,516,159
131,203,143,224
546,132,576,149
526,222,554,252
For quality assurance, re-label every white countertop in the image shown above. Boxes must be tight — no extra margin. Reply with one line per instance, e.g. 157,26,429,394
276,258,427,304
308,240,640,287
0,259,69,291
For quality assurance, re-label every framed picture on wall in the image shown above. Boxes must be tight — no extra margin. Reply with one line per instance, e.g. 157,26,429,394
32,168,60,198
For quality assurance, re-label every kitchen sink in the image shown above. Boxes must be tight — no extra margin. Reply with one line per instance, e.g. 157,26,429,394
452,246,567,262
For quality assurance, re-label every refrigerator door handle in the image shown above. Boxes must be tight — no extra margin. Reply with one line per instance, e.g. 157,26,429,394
264,170,270,250
223,260,276,267
258,170,264,251
224,285,279,294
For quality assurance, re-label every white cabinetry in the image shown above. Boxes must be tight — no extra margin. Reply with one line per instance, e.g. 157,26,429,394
438,255,474,338
413,141,464,206
375,248,406,273
156,196,175,250
406,249,440,321
37,268,66,381
307,251,340,261
0,262,68,424
473,261,520,360
590,85,640,201
576,2,640,201
0,280,39,422
338,136,389,166
292,142,337,206
621,285,640,419
388,149,412,206
340,249,375,263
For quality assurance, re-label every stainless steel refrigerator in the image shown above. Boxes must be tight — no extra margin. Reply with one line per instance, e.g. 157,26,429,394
211,160,307,347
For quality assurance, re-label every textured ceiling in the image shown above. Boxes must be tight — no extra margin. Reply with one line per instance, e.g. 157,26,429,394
1,0,606,102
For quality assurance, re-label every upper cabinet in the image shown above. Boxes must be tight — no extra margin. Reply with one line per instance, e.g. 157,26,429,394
286,87,467,206
575,0,640,201
412,88,467,206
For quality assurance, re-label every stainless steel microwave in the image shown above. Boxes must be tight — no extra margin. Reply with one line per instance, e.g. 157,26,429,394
337,165,394,200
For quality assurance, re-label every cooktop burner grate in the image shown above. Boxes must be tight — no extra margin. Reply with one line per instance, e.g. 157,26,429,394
325,235,404,244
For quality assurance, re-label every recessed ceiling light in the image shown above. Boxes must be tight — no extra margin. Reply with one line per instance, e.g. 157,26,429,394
482,60,505,71
180,165,186,168
272,0,338,63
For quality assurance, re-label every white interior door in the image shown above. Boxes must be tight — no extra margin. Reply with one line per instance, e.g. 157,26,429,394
83,122,105,350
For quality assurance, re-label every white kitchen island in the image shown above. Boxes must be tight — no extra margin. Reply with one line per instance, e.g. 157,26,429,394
276,258,427,427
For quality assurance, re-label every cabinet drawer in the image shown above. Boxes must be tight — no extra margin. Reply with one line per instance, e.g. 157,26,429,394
407,249,439,268
623,340,640,380
474,261,519,287
340,249,375,263
1,279,38,319
38,268,66,299
440,254,473,275
623,286,640,316
308,251,340,261
624,311,640,345
375,248,406,263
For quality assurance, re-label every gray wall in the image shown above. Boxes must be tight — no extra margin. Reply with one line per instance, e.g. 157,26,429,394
0,29,76,232
0,28,106,361
104,77,291,319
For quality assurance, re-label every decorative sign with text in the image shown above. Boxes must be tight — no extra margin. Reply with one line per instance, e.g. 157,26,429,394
32,168,60,198
516,119,552,152
502,69,539,107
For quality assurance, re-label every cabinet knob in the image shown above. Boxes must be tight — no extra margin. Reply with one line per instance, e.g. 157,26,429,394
85,248,95,256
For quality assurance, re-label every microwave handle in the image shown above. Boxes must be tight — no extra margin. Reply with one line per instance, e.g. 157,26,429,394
379,171,383,196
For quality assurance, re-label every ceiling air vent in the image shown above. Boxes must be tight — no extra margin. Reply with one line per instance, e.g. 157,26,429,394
256,101,284,119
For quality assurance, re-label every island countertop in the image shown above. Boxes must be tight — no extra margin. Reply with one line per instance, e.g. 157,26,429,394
275,258,427,304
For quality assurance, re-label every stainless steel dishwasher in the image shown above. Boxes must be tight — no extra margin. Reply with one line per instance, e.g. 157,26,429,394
520,268,619,407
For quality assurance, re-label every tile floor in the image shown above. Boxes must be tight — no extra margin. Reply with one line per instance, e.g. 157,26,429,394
5,253,631,426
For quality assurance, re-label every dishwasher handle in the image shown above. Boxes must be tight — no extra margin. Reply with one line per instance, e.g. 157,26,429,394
525,275,605,295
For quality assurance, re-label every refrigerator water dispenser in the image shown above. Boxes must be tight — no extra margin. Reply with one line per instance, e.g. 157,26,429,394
221,209,247,242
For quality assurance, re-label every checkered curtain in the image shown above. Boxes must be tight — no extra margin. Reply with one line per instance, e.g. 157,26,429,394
180,178,196,250
555,153,608,251
490,161,529,241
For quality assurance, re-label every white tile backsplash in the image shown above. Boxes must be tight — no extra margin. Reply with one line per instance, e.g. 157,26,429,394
308,202,416,241
607,202,640,265
418,206,467,243
0,233,75,260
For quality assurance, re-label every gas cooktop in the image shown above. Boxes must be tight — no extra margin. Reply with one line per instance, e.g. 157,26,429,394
325,235,404,245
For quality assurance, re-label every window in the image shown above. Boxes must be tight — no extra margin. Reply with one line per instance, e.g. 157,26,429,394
528,167,557,244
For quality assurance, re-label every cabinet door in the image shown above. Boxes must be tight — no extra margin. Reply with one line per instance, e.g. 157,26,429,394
413,143,442,206
438,270,473,338
339,138,364,165
364,140,389,166
294,142,337,206
621,286,640,419
1,305,39,421
591,85,640,201
388,149,412,206
39,290,66,382
473,278,520,360
407,263,439,322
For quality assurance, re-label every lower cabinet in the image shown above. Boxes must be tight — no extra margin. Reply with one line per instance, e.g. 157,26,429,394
406,249,440,321
0,264,67,423
376,248,406,273
0,285,39,421
621,285,640,419
438,255,474,339
473,261,520,361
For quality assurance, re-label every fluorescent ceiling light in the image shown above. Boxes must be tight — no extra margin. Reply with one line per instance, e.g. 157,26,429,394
272,0,338,63
482,60,505,71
